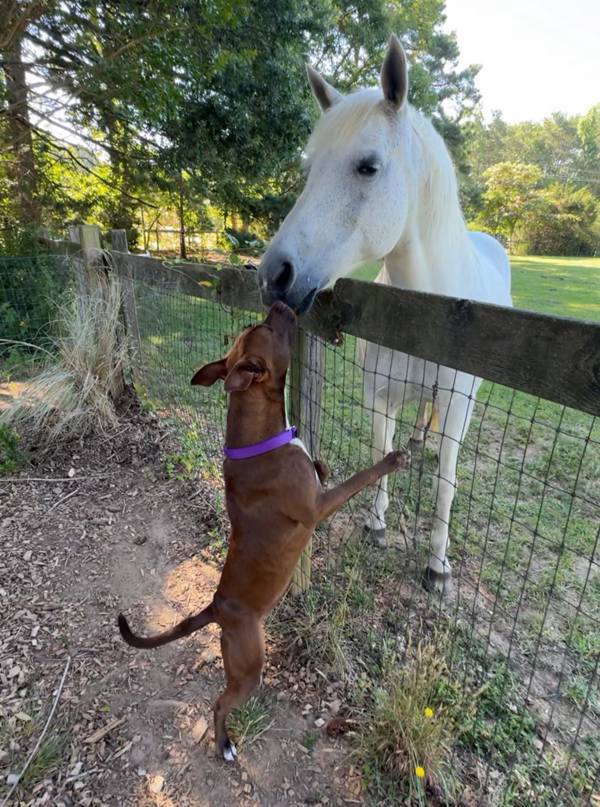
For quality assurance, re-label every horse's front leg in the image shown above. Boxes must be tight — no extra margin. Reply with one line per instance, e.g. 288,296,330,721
364,403,398,546
423,391,474,595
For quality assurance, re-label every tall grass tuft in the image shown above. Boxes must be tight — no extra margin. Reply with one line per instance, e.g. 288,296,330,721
0,279,128,444
355,638,466,803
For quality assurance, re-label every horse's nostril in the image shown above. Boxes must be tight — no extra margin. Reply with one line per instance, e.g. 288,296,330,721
274,260,294,291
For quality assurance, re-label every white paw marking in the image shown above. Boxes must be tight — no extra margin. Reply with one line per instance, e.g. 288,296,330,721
223,742,237,762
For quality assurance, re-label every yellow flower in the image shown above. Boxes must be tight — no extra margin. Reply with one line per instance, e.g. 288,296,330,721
415,766,426,779
423,707,434,719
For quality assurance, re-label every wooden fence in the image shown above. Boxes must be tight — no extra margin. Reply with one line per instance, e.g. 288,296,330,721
41,224,600,591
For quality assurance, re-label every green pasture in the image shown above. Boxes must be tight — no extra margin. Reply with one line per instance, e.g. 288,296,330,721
353,254,600,322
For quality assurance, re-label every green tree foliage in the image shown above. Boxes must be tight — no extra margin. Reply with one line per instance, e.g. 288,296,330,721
525,183,598,256
465,105,600,255
578,104,600,165
1,0,481,249
474,162,543,245
472,162,599,256
314,0,480,164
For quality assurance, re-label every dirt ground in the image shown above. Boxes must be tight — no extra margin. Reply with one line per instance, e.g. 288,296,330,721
0,406,363,806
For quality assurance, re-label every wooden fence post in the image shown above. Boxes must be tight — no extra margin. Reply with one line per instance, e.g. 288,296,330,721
289,327,325,594
77,223,107,294
110,229,142,383
74,224,125,398
68,225,87,304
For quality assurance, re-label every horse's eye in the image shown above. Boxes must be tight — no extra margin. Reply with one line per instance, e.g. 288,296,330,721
356,161,379,177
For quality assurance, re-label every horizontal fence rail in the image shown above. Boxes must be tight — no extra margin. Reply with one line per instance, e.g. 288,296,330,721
40,235,600,417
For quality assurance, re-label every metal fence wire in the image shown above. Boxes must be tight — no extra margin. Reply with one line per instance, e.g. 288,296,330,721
125,271,599,804
0,254,75,355
2,257,599,804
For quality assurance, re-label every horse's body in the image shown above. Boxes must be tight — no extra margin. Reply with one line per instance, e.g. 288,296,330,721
259,37,512,591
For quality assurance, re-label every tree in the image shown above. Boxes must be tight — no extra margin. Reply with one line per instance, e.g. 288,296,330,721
1,0,483,247
312,0,480,164
473,162,543,246
0,1,46,234
525,183,598,256
578,104,600,166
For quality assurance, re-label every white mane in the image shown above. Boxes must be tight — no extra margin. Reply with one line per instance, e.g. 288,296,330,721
408,107,470,256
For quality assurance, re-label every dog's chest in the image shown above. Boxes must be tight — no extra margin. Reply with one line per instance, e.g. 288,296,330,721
290,437,319,482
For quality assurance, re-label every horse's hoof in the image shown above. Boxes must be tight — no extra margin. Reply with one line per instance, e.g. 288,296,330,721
222,740,237,762
364,526,387,547
422,566,453,596
408,437,424,453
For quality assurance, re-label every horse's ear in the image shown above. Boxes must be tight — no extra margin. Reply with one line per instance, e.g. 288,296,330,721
381,34,408,110
306,65,342,112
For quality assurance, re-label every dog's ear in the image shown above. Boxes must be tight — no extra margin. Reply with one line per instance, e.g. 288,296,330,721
191,359,228,386
224,358,266,392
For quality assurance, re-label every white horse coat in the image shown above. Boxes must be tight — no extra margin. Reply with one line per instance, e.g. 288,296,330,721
259,36,512,591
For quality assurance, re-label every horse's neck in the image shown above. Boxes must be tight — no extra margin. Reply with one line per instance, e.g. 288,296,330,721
384,213,475,296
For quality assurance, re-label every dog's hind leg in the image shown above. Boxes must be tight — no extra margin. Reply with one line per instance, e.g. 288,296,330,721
214,618,265,761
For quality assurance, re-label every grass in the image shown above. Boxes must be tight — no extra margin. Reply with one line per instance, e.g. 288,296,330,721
0,711,64,799
510,256,600,322
0,278,128,445
0,424,26,474
228,694,273,749
352,255,600,322
354,639,462,804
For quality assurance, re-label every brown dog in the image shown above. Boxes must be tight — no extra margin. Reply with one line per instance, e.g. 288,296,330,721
118,301,408,761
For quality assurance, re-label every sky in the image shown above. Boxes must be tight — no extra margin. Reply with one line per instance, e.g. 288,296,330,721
443,0,600,122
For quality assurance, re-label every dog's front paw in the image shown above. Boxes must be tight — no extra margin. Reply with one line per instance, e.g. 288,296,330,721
381,449,410,473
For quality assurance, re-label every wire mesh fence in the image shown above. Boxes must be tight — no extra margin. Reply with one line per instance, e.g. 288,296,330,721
126,269,599,803
2,252,599,803
0,253,75,354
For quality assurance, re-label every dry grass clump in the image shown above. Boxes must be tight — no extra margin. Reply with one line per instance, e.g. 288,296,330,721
229,694,274,749
0,279,128,445
355,638,466,803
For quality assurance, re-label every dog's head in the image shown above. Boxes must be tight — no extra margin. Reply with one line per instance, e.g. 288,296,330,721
191,301,297,394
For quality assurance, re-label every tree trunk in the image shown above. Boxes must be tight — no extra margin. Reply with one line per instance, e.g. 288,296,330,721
3,33,40,225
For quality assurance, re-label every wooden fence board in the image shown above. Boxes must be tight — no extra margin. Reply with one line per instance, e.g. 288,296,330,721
40,236,600,416
333,279,600,417
109,252,220,303
40,236,83,256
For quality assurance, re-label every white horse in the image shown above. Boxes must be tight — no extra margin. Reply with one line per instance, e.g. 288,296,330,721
259,36,512,593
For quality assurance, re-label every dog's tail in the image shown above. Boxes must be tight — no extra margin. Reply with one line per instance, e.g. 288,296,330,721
118,604,216,649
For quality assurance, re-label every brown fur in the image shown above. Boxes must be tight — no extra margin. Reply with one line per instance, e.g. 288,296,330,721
118,301,408,760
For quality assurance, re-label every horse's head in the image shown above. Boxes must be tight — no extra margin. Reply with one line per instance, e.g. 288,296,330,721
260,36,416,312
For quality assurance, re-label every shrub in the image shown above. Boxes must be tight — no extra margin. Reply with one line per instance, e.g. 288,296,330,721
0,254,74,354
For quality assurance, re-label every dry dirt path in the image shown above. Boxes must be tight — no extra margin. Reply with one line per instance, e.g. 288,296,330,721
1,413,361,806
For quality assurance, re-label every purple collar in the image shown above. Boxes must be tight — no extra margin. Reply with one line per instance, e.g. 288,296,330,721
224,426,297,460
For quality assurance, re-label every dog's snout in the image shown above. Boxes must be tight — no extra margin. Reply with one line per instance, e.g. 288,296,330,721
265,301,297,341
